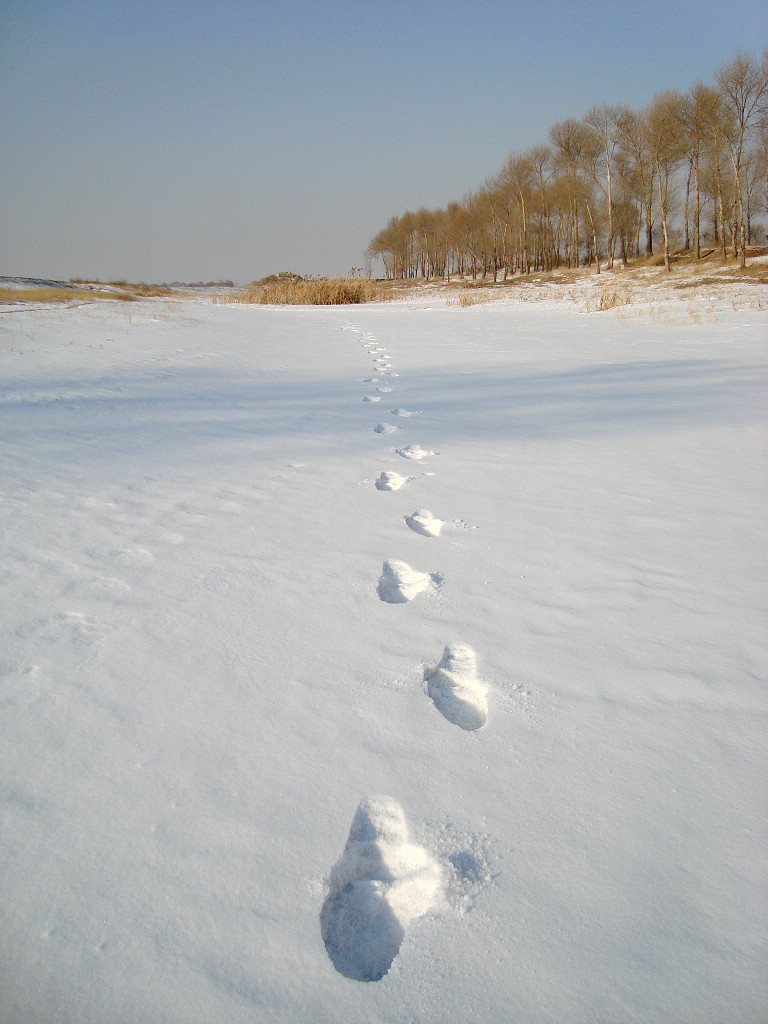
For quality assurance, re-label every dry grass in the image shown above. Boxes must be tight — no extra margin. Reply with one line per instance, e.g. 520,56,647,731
446,290,493,307
597,287,632,311
581,285,632,313
101,281,178,297
1,280,180,305
223,276,393,305
0,285,136,304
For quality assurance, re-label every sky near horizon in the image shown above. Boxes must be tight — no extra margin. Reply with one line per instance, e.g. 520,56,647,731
1,1,766,283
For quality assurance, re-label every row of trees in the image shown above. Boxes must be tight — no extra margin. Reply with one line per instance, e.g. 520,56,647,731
367,53,768,279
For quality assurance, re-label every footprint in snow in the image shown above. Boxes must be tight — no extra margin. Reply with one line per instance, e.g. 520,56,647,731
375,471,409,491
425,643,488,731
405,510,443,537
320,795,441,982
396,444,436,461
363,395,381,403
377,560,439,603
374,423,399,434
391,408,421,417
375,386,392,393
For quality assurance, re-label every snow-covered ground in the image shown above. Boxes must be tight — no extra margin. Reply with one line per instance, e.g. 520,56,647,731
1,287,766,1023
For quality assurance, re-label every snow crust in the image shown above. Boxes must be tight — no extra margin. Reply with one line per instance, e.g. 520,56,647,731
0,289,766,1022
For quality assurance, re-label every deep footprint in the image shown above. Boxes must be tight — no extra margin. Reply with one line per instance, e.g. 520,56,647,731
377,559,436,603
405,509,443,537
320,795,441,982
425,643,488,730
375,471,409,491
396,444,436,461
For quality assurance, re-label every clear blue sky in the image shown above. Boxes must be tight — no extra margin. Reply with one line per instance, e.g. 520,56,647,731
1,0,765,283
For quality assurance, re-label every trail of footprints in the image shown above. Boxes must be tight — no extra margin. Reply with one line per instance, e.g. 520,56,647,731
321,326,492,982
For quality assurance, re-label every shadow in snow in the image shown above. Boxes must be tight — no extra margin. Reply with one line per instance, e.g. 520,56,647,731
413,358,767,442
0,359,763,471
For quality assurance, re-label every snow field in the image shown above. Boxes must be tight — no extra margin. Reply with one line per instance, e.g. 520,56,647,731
0,293,766,1022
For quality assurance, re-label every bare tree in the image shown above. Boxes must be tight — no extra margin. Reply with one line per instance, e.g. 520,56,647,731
680,83,723,258
756,116,768,240
716,52,768,266
528,144,555,269
646,91,686,270
498,152,536,275
584,104,627,267
617,107,656,257
550,118,593,267
613,147,642,262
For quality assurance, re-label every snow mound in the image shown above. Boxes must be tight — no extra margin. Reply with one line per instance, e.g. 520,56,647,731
320,796,441,982
377,559,434,603
405,509,443,537
425,643,488,731
375,471,408,491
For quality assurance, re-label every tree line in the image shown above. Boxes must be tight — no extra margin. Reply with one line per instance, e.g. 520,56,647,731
367,53,768,279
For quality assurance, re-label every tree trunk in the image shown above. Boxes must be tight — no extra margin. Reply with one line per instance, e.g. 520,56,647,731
657,161,671,271
694,152,701,260
684,158,692,251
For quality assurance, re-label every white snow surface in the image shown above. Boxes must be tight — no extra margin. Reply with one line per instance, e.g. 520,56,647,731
0,290,766,1022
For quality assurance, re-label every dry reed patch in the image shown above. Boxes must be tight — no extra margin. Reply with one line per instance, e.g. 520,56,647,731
223,277,392,305
105,281,178,297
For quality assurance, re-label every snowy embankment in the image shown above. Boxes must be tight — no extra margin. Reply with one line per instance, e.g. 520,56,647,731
0,289,766,1022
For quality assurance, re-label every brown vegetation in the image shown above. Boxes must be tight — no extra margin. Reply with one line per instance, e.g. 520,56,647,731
223,276,394,305
0,285,135,304
0,280,180,305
